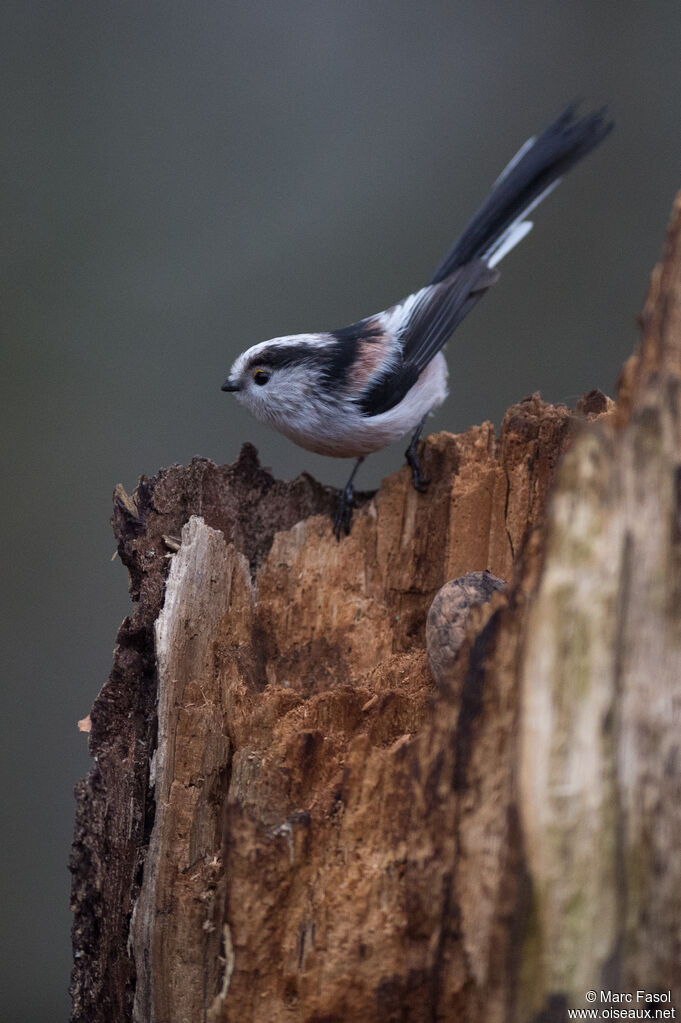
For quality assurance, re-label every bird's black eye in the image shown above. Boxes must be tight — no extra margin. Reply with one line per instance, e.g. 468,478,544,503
253,369,270,386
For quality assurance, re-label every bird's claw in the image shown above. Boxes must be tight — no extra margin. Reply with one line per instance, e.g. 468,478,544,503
405,442,430,493
333,483,354,540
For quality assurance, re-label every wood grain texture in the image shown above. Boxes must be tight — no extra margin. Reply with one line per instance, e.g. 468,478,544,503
519,192,681,1015
71,395,578,1023
70,189,681,1023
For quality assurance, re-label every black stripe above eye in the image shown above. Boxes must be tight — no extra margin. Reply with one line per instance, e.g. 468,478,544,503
245,323,387,391
245,344,320,371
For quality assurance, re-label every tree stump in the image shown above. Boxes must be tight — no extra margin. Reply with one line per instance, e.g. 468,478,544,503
70,193,681,1023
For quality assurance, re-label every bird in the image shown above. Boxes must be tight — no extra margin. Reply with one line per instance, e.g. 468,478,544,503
222,103,613,539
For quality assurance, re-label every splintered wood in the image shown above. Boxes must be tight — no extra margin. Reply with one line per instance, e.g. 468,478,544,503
126,396,574,1023
71,196,681,1023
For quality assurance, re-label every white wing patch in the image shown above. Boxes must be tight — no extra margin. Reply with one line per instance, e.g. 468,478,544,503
380,290,424,338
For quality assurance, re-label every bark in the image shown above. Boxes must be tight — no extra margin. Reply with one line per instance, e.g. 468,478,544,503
71,193,681,1023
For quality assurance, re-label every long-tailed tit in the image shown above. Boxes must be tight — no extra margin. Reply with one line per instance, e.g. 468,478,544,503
222,104,612,538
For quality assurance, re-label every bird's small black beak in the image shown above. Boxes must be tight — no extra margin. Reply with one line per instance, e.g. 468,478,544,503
221,377,240,392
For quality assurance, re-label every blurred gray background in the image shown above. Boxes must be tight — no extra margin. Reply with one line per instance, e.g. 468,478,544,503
2,1,680,1018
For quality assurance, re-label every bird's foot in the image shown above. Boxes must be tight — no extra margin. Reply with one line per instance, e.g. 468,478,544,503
405,439,430,493
333,483,355,540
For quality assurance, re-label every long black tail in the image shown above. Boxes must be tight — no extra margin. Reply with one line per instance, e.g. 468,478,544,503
428,103,613,286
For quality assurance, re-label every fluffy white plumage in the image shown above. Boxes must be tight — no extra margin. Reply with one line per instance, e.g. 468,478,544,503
228,335,448,457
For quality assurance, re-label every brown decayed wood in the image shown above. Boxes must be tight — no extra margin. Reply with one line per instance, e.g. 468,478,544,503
71,395,582,1023
70,188,681,1023
70,449,334,1022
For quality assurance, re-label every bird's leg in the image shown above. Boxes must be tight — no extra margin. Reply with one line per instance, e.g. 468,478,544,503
405,416,430,492
333,456,364,540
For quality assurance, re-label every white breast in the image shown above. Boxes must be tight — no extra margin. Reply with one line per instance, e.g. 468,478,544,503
274,352,449,458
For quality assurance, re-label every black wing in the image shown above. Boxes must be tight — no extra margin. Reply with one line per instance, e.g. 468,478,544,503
357,260,498,417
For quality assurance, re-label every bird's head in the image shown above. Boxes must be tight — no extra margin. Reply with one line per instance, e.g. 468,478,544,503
222,335,333,424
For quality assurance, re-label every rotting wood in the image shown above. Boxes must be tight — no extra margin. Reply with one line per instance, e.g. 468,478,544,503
71,192,681,1022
